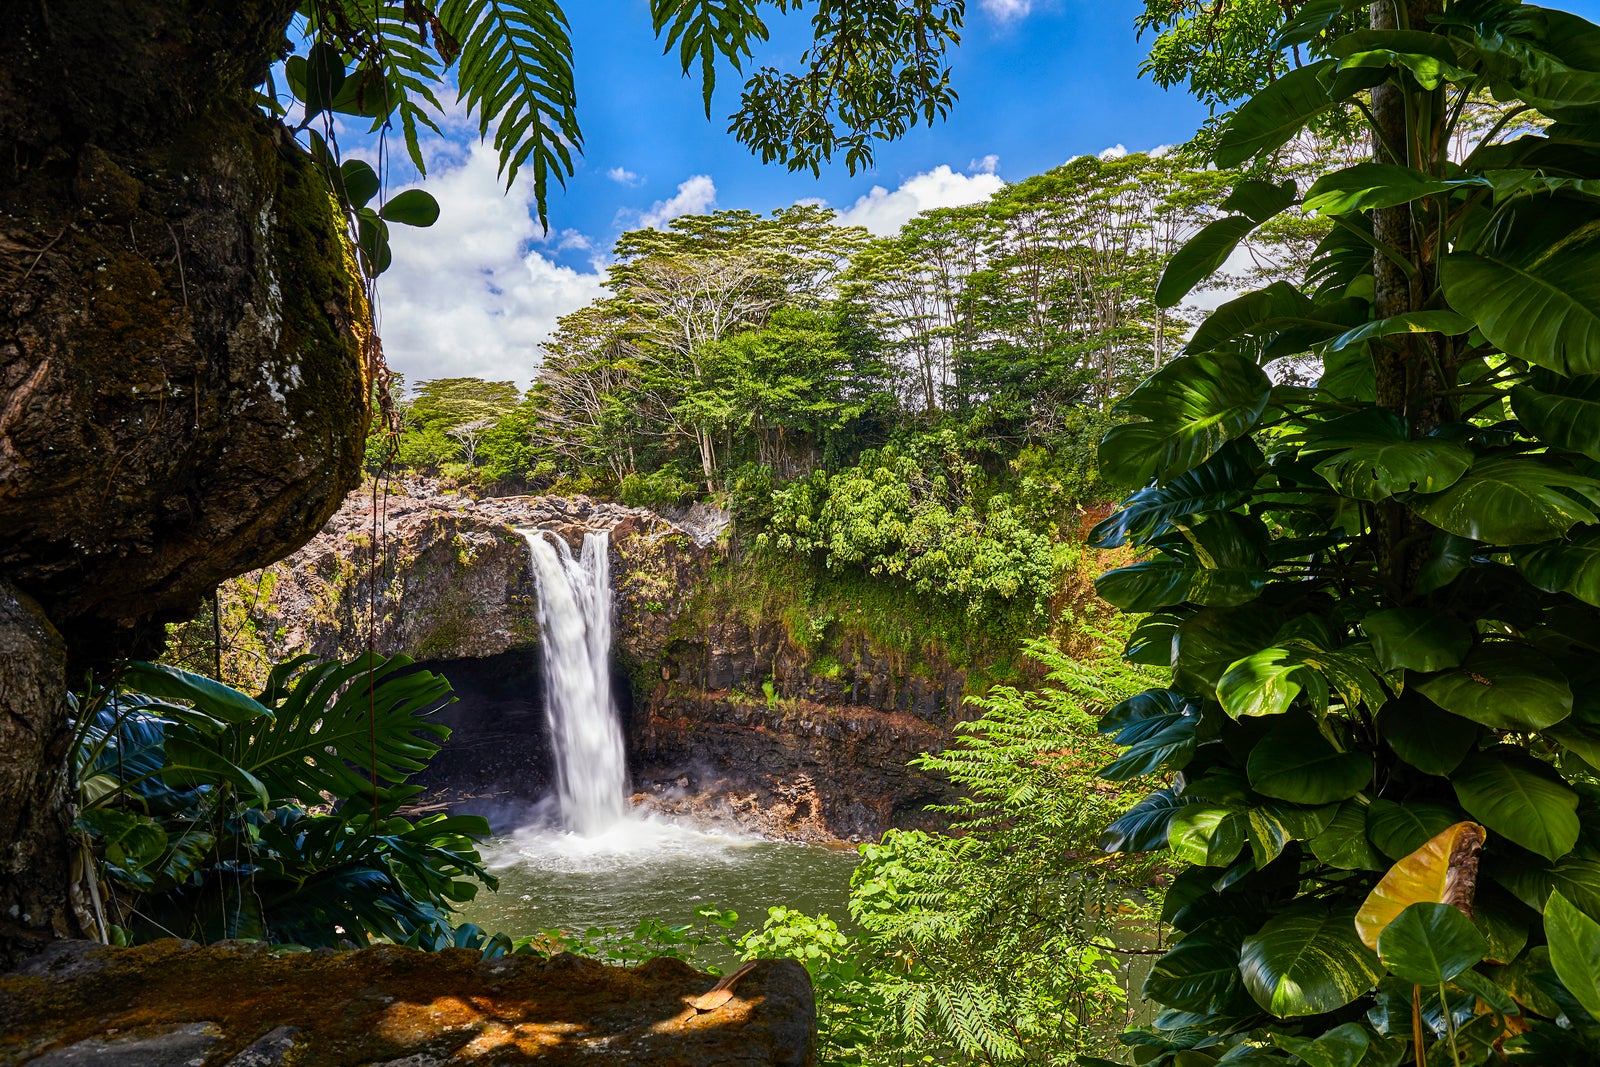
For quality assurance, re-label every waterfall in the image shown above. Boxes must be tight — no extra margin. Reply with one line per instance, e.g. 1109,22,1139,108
521,529,628,834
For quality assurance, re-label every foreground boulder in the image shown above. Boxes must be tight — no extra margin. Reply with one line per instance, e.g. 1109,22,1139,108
2,940,815,1066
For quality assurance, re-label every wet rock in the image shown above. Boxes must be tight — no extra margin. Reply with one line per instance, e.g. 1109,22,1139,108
1,940,815,1066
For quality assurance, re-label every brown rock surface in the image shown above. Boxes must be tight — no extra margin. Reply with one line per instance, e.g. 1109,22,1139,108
0,0,370,665
1,940,815,1066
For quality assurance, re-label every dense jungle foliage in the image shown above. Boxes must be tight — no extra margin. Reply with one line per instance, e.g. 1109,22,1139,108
71,0,1600,1065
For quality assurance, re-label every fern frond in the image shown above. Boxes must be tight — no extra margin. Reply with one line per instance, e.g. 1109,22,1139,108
437,0,579,225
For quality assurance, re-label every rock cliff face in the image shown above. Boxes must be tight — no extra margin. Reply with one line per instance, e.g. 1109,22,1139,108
0,0,370,966
202,483,964,842
3,939,815,1066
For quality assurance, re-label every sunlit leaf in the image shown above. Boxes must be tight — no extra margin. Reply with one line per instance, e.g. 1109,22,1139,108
1355,821,1485,950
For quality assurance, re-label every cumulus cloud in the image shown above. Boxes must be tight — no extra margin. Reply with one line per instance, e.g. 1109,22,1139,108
969,154,1001,175
606,166,643,186
834,163,1005,235
1098,144,1129,160
636,174,718,228
376,142,607,389
981,0,1033,20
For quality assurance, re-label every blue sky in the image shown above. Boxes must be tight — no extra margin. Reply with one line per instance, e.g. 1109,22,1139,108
371,0,1218,387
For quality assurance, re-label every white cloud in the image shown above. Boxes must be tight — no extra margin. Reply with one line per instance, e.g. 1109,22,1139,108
981,0,1033,20
376,142,607,389
834,164,1005,235
1098,143,1129,160
606,166,643,186
637,174,718,228
969,154,1001,175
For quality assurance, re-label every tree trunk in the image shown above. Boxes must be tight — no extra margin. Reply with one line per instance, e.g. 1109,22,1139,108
1369,0,1447,601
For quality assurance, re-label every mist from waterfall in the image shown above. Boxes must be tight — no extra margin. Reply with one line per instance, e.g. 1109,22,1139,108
521,529,628,834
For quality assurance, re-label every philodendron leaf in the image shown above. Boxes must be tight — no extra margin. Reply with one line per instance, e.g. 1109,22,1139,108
1302,163,1468,215
1088,440,1261,548
1095,513,1270,611
1240,900,1384,1017
1414,643,1572,731
1310,800,1385,871
1377,902,1488,985
1100,354,1273,487
1157,215,1259,308
1101,788,1201,852
1223,178,1298,223
1545,890,1600,1021
1512,375,1600,462
1324,310,1474,354
1412,455,1600,545
1168,805,1248,867
1514,528,1600,607
1355,821,1486,950
1218,647,1328,719
1442,196,1600,375
1453,748,1580,862
1143,925,1252,1014
1304,408,1472,502
1272,1023,1375,1067
1215,59,1338,168
1360,608,1472,673
1247,716,1370,804
1365,799,1464,861
1377,696,1479,775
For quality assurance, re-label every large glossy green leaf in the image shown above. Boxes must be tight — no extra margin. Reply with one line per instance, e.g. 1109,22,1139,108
1218,647,1325,719
1511,376,1600,462
1223,178,1298,222
1101,788,1201,852
1185,282,1315,356
1100,354,1274,487
1157,215,1259,308
1310,801,1385,871
1514,528,1600,606
1144,927,1251,1014
1377,902,1488,985
1302,163,1470,215
1247,716,1371,804
1415,643,1573,731
1239,900,1384,1017
1453,748,1580,861
1442,197,1600,375
1169,806,1248,867
1088,441,1260,548
1324,310,1474,354
1095,514,1270,611
1410,455,1600,544
1377,696,1479,775
1099,716,1198,781
1271,1022,1373,1067
121,662,273,724
1304,409,1473,502
1360,608,1471,673
1365,800,1464,861
1546,890,1600,1020
1215,60,1338,168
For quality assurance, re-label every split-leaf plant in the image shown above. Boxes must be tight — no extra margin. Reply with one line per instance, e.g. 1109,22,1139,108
1091,0,1600,1062
72,654,496,950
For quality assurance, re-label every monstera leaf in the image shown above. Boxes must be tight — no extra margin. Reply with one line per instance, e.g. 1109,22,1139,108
1410,455,1600,544
1099,354,1273,487
1095,514,1271,611
1442,196,1600,375
1304,409,1472,502
1240,900,1384,1017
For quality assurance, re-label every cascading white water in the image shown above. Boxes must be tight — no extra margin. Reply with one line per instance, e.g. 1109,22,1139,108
521,529,628,834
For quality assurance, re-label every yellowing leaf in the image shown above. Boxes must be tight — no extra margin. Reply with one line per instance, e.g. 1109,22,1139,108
1355,821,1486,951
